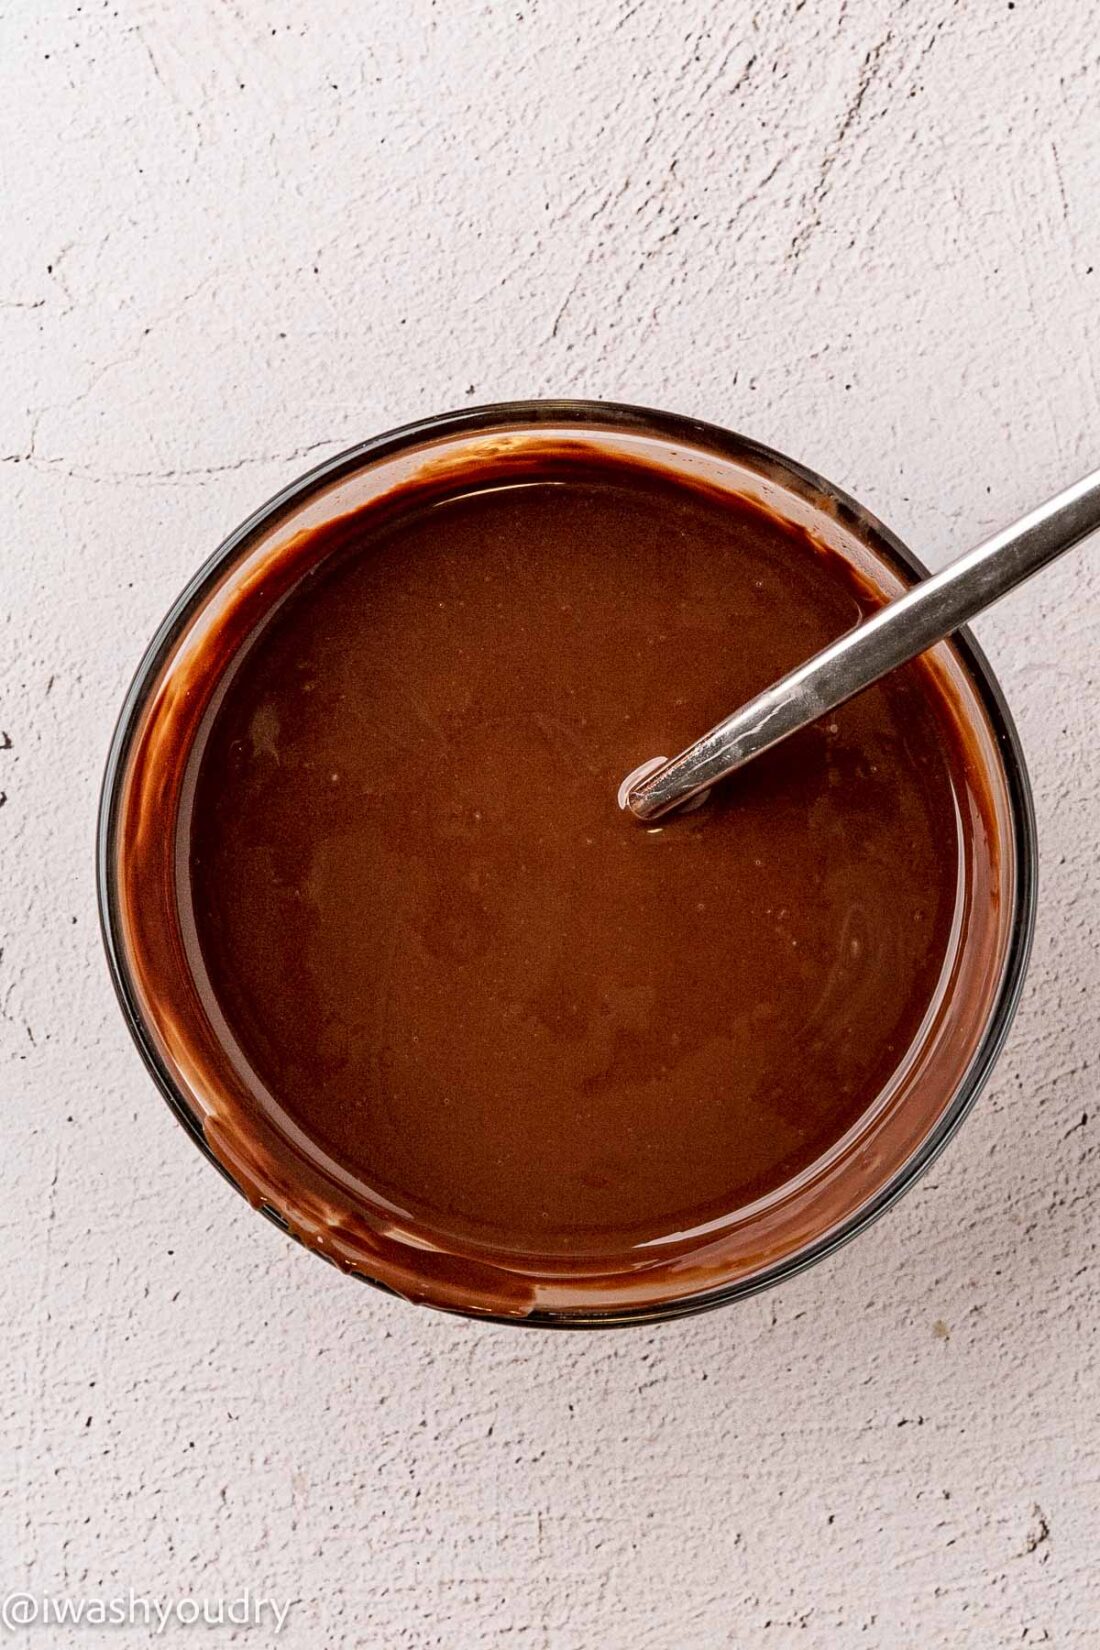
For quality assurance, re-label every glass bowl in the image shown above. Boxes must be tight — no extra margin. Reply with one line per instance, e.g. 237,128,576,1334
98,401,1037,1327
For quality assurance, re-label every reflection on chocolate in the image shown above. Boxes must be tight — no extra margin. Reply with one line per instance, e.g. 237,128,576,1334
184,460,976,1262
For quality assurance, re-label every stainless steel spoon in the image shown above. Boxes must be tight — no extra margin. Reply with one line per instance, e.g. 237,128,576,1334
621,467,1100,823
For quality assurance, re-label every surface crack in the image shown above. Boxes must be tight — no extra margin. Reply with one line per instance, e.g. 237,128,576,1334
1,440,342,486
786,28,895,264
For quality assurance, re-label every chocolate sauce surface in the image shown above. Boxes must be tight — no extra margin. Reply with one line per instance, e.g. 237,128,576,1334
187,463,966,1258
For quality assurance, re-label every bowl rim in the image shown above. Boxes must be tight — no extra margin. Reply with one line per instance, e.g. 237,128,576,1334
97,398,1038,1329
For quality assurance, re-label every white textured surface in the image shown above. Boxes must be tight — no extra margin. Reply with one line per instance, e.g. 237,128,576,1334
3,2,1099,1644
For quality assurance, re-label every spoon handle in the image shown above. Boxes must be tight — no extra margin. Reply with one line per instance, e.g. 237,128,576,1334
625,467,1100,822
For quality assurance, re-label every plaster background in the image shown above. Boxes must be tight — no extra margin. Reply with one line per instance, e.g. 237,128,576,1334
2,1,1098,1643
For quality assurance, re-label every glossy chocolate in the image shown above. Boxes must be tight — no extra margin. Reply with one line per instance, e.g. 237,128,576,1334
189,465,970,1255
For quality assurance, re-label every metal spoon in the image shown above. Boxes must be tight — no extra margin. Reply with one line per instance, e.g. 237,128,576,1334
621,467,1100,823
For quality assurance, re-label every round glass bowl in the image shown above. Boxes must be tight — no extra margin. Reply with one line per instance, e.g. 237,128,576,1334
98,402,1036,1326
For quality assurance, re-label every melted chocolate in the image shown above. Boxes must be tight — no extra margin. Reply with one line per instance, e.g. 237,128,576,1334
185,462,967,1260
